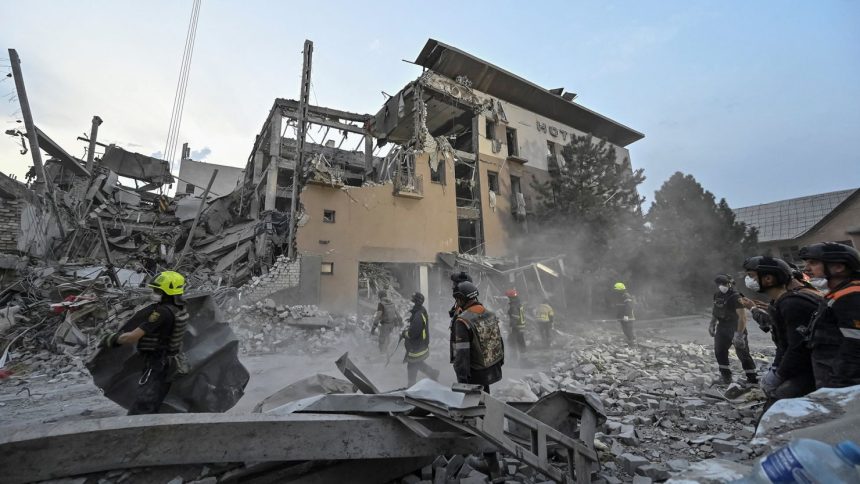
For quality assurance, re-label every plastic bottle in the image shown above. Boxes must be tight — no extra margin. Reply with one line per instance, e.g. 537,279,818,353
734,439,860,483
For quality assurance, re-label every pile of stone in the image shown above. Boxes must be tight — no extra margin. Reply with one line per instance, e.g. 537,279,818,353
497,331,767,483
225,299,368,355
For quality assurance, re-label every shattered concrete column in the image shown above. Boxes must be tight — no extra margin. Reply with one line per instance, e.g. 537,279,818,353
419,265,429,302
250,150,264,218
85,116,103,172
264,113,282,211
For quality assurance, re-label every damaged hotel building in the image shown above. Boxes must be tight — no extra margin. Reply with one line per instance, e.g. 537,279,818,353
236,39,644,312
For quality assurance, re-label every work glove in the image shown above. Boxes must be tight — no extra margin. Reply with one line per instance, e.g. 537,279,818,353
708,321,717,337
732,331,747,350
370,326,377,336
98,332,121,349
622,316,630,322
760,366,783,397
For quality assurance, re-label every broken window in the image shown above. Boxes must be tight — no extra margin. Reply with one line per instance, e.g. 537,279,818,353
487,171,499,193
458,219,480,254
506,127,519,157
185,184,195,195
321,262,334,275
546,141,558,168
486,119,496,140
323,210,336,223
430,160,446,185
277,168,292,187
510,175,521,194
275,196,290,212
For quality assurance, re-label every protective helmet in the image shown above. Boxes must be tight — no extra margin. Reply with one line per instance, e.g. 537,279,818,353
453,281,479,301
798,242,860,271
378,289,388,299
148,271,185,296
742,256,792,285
450,271,472,287
714,274,734,285
613,282,626,291
411,292,425,305
505,289,518,298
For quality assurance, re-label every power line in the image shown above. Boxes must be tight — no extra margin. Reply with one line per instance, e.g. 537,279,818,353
163,0,203,182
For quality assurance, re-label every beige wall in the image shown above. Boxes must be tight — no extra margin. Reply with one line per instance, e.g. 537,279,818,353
296,152,459,311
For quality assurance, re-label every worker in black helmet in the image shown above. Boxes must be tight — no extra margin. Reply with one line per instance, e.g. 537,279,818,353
448,271,472,318
449,281,504,393
709,274,758,385
798,242,860,388
740,256,820,405
402,292,440,386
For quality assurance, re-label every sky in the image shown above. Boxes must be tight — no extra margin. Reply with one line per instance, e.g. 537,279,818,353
1,1,858,208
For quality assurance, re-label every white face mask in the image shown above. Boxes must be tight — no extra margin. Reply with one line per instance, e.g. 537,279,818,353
809,277,829,291
744,275,761,292
150,292,163,303
718,285,729,294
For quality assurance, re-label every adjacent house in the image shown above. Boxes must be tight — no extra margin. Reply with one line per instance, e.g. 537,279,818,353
734,188,860,263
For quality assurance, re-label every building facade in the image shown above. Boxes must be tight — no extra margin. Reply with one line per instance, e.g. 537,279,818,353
241,39,643,312
176,158,244,200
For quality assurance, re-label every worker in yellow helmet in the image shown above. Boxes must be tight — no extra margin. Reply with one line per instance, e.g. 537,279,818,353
535,297,555,348
99,271,190,414
612,282,636,347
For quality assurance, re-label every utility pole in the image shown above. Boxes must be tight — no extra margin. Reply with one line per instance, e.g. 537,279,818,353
85,116,103,172
287,40,313,260
9,48,65,239
8,49,48,195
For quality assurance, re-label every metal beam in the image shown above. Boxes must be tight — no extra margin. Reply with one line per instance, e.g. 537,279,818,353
287,40,313,260
276,98,372,123
0,413,494,484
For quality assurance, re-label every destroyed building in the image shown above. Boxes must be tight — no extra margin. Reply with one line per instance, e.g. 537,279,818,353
240,39,645,312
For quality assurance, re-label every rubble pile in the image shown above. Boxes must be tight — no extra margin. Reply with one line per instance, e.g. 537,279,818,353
497,332,768,483
0,264,152,379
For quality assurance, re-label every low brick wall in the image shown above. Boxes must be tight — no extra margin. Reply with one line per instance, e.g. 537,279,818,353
0,198,21,254
239,254,302,304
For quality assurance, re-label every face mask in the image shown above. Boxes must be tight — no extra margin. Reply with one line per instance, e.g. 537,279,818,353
809,277,829,291
718,285,729,294
744,275,760,292
150,293,163,303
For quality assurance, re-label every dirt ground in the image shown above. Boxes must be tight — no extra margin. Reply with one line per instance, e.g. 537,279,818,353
0,314,774,428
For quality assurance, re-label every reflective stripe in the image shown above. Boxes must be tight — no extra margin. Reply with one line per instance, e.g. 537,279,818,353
718,365,731,370
453,342,470,350
408,348,429,358
840,327,860,340
745,369,757,374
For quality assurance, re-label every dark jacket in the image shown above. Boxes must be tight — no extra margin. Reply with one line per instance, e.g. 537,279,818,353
712,289,742,327
612,290,635,320
124,302,181,354
404,304,430,362
507,297,526,330
768,284,820,380
812,278,860,387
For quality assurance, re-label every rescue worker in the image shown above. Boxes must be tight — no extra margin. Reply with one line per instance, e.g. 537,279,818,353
708,274,757,384
505,289,527,360
450,281,504,393
402,292,440,386
611,282,636,346
535,298,554,348
371,289,400,354
798,242,860,388
740,256,820,403
99,271,190,415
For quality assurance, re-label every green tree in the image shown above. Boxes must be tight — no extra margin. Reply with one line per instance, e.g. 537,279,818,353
643,172,758,314
528,134,646,316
